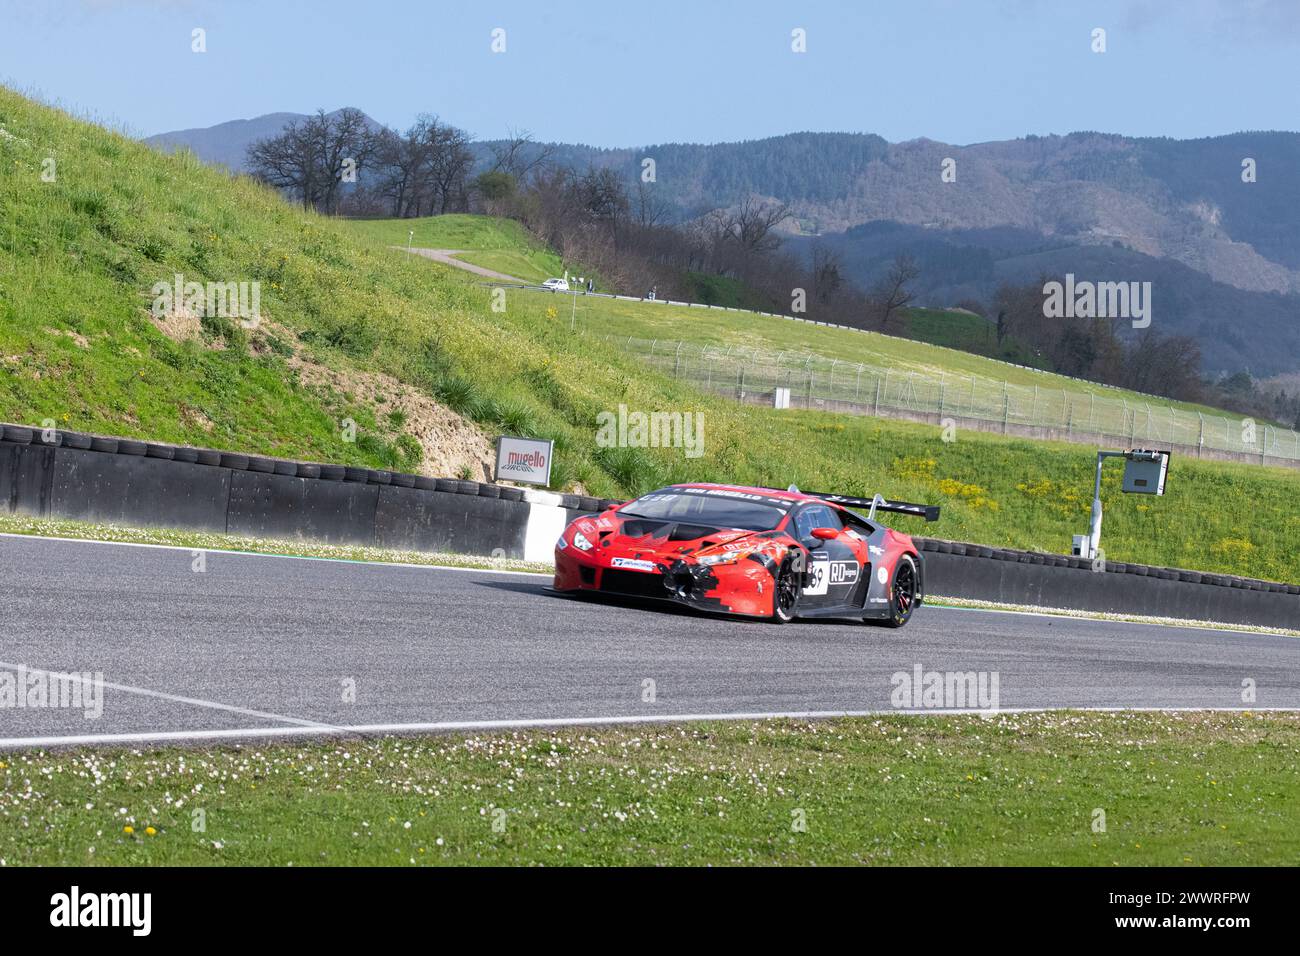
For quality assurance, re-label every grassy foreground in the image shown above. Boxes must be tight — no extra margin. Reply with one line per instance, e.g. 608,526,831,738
1,712,1297,866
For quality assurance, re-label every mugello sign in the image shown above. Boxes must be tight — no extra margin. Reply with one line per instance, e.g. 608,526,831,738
494,435,554,486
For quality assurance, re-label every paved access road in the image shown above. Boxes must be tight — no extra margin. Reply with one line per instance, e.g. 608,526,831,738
1,535,1297,747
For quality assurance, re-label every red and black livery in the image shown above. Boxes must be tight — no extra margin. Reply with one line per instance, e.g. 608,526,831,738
553,483,938,627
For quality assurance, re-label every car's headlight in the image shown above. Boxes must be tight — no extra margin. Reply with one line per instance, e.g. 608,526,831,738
697,551,740,566
572,531,594,551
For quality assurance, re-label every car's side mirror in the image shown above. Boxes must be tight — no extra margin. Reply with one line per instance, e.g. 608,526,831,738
604,503,619,511
810,527,839,540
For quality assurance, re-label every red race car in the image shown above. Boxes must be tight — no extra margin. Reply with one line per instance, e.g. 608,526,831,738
553,483,939,626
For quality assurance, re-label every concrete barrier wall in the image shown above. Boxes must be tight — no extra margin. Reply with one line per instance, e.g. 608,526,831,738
914,538,1300,629
0,424,616,561
2,423,1296,628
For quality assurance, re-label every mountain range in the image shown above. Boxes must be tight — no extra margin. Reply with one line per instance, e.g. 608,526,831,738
144,113,1300,376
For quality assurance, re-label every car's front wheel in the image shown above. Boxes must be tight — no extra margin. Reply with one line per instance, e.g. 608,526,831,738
771,552,801,623
882,554,919,628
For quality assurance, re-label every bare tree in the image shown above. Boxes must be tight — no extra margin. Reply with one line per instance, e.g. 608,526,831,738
809,242,843,305
489,128,554,181
247,108,376,213
731,197,792,258
869,254,920,332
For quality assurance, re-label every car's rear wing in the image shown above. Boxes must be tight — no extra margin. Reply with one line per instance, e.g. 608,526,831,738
806,491,941,523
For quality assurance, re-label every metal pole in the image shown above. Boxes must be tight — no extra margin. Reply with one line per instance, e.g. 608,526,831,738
1089,452,1105,559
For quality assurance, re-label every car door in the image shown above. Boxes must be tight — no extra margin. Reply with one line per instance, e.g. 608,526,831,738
791,503,863,610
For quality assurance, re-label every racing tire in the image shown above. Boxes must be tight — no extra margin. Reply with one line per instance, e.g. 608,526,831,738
771,552,801,624
882,554,919,628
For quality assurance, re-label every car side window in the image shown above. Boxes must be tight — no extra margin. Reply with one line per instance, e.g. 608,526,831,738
794,504,841,540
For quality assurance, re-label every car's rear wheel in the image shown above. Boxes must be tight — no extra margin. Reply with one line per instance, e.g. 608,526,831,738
882,554,918,628
772,553,800,623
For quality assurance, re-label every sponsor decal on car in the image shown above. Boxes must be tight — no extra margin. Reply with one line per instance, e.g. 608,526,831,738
829,561,859,585
804,558,830,595
611,557,658,573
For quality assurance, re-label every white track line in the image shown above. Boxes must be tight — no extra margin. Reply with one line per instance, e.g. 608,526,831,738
0,661,336,731
3,707,1299,750
0,532,549,577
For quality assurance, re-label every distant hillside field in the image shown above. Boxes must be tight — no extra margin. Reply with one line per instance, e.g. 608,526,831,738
343,215,566,284
4,88,1299,581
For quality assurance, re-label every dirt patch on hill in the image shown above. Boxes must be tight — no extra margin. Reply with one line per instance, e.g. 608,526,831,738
145,308,501,481
286,351,497,481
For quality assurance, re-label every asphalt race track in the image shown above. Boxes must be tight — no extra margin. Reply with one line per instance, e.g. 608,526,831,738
2,534,1298,747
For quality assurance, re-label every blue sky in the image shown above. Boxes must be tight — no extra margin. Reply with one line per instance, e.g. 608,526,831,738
2,0,1297,145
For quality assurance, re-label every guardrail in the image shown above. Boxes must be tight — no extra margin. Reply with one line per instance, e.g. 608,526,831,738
484,280,1300,468
613,337,1300,468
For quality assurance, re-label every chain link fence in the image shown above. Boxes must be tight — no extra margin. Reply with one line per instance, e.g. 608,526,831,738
609,336,1300,464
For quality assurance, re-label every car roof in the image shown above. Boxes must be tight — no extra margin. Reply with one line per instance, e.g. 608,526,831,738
664,482,825,505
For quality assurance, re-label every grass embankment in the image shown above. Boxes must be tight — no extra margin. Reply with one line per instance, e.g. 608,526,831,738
2,87,1298,580
2,712,1297,866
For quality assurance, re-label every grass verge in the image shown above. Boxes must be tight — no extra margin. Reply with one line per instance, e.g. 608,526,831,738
1,712,1297,865
0,513,551,575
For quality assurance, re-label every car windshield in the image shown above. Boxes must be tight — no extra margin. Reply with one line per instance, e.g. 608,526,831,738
620,489,787,531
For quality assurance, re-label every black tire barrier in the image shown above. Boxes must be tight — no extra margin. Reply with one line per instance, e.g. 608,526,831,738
145,443,175,460
374,485,529,557
43,447,232,530
247,456,275,474
391,472,415,488
368,470,393,485
273,460,299,477
5,420,1298,626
